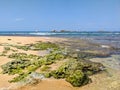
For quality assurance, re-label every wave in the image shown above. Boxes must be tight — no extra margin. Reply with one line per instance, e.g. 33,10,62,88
0,31,120,36
28,32,83,35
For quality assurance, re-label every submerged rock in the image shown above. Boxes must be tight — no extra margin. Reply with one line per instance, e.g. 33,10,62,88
19,72,45,85
29,72,45,80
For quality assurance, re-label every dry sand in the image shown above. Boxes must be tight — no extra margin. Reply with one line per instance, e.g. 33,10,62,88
0,36,67,89
0,36,119,90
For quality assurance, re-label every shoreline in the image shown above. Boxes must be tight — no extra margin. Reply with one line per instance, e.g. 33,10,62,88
0,36,119,90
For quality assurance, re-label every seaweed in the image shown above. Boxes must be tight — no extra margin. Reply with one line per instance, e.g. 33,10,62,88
11,42,60,51
0,41,105,87
69,51,110,60
66,70,90,87
27,65,38,72
9,72,30,82
14,45,31,51
1,47,11,55
1,50,67,82
49,58,104,86
8,53,41,60
4,47,10,51
40,65,51,71
32,42,59,50
1,59,30,75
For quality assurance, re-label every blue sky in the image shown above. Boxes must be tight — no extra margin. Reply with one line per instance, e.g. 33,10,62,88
0,0,120,31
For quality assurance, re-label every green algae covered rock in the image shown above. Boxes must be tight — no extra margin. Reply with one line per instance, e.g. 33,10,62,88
4,47,10,51
0,41,105,87
49,58,104,87
44,72,52,78
50,67,67,79
40,65,50,71
8,53,41,61
12,42,60,51
15,45,30,51
78,60,105,75
27,65,38,72
1,59,30,75
9,72,30,82
8,53,27,60
66,70,90,87
32,42,59,50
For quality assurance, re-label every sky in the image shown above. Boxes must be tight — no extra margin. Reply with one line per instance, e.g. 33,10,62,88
0,0,120,31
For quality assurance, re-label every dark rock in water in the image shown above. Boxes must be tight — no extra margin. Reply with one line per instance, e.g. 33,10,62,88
68,51,109,60
80,60,105,75
78,51,110,59
77,52,95,59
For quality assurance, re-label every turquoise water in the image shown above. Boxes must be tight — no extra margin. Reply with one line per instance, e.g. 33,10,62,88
0,31,120,48
0,31,120,37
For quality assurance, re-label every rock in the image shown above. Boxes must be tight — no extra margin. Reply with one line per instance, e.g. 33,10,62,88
66,70,90,87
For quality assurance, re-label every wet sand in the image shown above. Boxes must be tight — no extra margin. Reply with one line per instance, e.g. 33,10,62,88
0,36,119,90
0,36,66,89
17,55,120,90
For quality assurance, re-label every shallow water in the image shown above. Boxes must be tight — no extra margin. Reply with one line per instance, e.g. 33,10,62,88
0,31,120,48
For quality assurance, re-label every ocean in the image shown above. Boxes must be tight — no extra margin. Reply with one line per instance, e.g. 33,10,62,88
0,31,120,37
0,31,120,48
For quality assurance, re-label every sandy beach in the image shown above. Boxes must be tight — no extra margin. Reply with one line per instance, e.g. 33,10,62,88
1,0,120,90
0,36,120,90
0,36,66,88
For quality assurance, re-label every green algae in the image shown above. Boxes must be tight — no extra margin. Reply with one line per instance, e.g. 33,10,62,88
32,42,59,50
40,65,51,71
1,48,67,82
15,45,31,51
11,42,60,51
0,41,105,87
8,53,41,60
48,58,104,86
4,47,10,51
9,72,30,82
66,70,90,87
1,59,30,75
